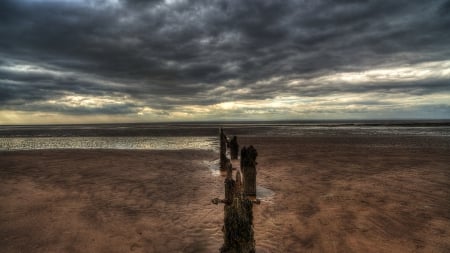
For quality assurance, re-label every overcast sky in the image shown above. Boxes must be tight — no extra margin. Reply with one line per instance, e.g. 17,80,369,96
1,0,449,124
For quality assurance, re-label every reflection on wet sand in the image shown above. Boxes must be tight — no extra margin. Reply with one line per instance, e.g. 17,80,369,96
0,136,217,151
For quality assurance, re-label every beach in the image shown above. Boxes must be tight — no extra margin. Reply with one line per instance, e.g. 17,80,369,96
1,133,449,252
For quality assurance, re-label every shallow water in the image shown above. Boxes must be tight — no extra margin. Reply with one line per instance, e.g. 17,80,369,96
1,122,449,151
0,136,217,151
264,125,450,137
256,186,275,201
203,159,222,176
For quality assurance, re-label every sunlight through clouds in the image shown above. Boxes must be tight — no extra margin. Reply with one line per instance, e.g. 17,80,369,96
47,95,128,108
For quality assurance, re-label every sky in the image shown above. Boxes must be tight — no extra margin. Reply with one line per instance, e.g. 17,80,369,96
0,0,449,124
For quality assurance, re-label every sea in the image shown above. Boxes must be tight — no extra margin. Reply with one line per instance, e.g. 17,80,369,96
1,120,449,151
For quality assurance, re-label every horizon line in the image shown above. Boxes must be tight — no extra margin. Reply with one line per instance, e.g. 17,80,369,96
2,118,450,126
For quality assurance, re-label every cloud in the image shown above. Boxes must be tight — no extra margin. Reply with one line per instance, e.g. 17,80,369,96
0,0,449,122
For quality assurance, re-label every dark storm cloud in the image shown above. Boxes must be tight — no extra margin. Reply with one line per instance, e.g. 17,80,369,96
0,0,449,115
23,102,138,115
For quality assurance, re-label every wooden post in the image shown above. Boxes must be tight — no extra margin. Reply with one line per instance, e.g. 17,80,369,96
235,170,242,196
229,136,239,160
224,164,235,204
241,146,257,196
212,131,257,253
221,197,255,253
220,128,228,170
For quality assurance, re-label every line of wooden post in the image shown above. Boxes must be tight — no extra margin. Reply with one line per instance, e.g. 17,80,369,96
213,128,259,253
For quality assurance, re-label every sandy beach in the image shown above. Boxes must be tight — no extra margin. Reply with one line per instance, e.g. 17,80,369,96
1,135,449,252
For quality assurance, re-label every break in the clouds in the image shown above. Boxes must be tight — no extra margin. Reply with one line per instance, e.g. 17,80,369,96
0,0,449,123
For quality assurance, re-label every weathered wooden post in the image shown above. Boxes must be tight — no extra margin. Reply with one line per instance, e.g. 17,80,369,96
240,146,257,196
221,197,255,253
220,128,228,170
212,167,255,253
224,165,235,204
212,131,258,253
229,136,239,160
212,164,235,206
235,170,242,196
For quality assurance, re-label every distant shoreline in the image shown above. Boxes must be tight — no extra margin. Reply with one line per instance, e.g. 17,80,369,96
2,119,450,127
1,120,450,138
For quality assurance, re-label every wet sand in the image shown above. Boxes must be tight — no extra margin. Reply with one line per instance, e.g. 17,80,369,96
1,135,449,252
